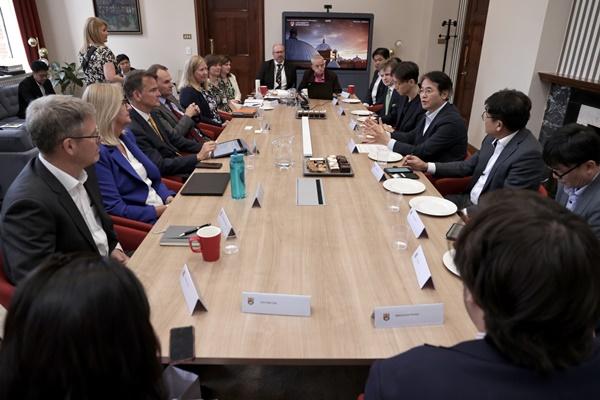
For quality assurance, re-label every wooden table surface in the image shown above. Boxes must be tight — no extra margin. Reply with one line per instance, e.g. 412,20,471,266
128,99,477,365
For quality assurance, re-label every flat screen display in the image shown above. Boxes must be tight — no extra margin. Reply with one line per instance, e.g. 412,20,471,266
283,16,370,70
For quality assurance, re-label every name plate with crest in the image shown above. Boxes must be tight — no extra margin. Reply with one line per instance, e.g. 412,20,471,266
241,291,311,317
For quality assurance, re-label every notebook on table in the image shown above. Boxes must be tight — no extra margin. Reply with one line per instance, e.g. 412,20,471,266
180,172,230,196
160,225,199,246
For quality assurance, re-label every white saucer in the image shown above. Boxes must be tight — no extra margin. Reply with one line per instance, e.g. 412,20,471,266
260,106,274,111
442,249,459,276
342,98,361,104
383,178,426,195
351,110,372,116
409,196,458,217
368,151,403,163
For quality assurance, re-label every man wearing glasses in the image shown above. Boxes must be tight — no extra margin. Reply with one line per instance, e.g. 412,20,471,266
0,95,128,284
404,89,545,212
543,123,600,238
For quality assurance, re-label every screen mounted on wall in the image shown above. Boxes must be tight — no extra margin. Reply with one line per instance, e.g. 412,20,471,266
283,15,371,70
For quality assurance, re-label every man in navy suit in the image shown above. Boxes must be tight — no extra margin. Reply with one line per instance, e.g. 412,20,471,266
383,61,425,133
17,60,55,118
543,123,600,239
365,190,600,399
365,71,467,163
256,43,296,90
1,95,127,284
123,70,215,178
404,89,545,211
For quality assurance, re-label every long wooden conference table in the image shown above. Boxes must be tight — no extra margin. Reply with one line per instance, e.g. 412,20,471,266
128,99,477,365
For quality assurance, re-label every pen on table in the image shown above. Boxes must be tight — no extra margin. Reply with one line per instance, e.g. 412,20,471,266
177,223,211,238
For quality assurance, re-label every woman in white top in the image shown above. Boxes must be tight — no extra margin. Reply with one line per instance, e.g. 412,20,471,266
82,83,174,224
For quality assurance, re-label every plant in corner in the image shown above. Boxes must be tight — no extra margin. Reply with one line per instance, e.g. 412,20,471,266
49,62,84,95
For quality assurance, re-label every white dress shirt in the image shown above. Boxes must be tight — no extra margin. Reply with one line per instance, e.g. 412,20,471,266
371,74,382,104
120,140,164,207
38,154,110,256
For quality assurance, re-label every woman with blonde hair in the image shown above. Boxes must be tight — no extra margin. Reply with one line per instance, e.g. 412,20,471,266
82,83,174,224
78,17,123,85
178,55,225,127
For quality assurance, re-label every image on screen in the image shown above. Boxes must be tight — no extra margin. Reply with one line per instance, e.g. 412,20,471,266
284,17,370,70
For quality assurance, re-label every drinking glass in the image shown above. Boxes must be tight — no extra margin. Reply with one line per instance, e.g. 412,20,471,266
392,223,409,251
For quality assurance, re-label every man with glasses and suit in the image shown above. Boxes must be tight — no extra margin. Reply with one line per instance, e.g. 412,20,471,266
256,43,296,90
543,123,600,238
0,95,127,284
404,89,545,211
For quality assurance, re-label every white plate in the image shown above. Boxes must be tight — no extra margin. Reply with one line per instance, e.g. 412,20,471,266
409,196,458,217
383,178,426,195
442,249,459,276
368,151,403,163
342,98,361,104
260,106,274,110
351,110,372,116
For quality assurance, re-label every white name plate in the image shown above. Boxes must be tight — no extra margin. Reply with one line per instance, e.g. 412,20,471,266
218,208,236,238
331,97,338,106
372,303,444,328
337,106,345,116
348,120,358,131
371,162,385,182
412,245,433,288
340,91,350,99
180,264,208,315
252,183,264,208
347,138,358,153
241,291,311,317
407,207,428,238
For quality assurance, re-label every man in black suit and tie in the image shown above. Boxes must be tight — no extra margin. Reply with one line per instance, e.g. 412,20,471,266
17,60,56,118
124,70,215,178
147,64,207,143
382,61,425,132
404,89,545,211
364,47,390,105
543,123,600,239
378,58,406,125
1,95,127,284
365,71,467,163
256,43,296,90
365,190,600,399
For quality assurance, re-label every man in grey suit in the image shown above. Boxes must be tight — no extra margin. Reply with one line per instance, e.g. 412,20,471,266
543,123,600,239
1,95,128,284
405,89,545,211
147,64,207,143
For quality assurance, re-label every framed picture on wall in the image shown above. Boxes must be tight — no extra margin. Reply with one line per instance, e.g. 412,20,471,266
93,0,142,34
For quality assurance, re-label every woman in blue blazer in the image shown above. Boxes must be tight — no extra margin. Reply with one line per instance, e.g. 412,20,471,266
83,83,174,224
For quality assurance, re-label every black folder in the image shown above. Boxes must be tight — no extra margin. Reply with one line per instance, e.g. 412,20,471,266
180,173,230,196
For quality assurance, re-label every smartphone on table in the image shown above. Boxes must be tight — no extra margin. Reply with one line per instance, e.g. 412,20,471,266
384,166,419,179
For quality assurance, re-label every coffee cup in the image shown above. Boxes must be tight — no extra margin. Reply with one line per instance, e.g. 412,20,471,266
188,226,221,262
347,84,355,95
260,85,268,97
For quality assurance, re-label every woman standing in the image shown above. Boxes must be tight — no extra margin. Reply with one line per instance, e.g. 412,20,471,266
178,55,225,127
219,55,242,105
78,17,123,85
82,83,174,224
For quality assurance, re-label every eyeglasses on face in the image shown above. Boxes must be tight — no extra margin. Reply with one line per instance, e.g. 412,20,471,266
65,128,100,141
549,162,583,179
481,111,495,121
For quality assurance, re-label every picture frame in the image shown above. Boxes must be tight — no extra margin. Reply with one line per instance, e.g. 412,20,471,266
93,0,142,34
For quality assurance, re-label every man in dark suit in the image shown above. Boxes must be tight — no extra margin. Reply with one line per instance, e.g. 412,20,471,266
366,71,467,163
364,47,389,105
123,70,215,178
377,58,406,125
1,95,127,284
365,190,600,399
17,60,56,118
297,54,342,94
405,89,545,211
147,64,207,143
384,61,425,132
543,123,600,239
256,43,296,90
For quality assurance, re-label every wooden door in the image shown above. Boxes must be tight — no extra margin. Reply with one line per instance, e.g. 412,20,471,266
453,0,490,126
195,0,264,98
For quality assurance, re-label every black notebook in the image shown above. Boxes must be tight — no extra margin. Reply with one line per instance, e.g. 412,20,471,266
180,172,230,196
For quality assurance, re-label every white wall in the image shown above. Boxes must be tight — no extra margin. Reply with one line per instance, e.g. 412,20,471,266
467,0,572,146
263,0,459,74
36,0,198,84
